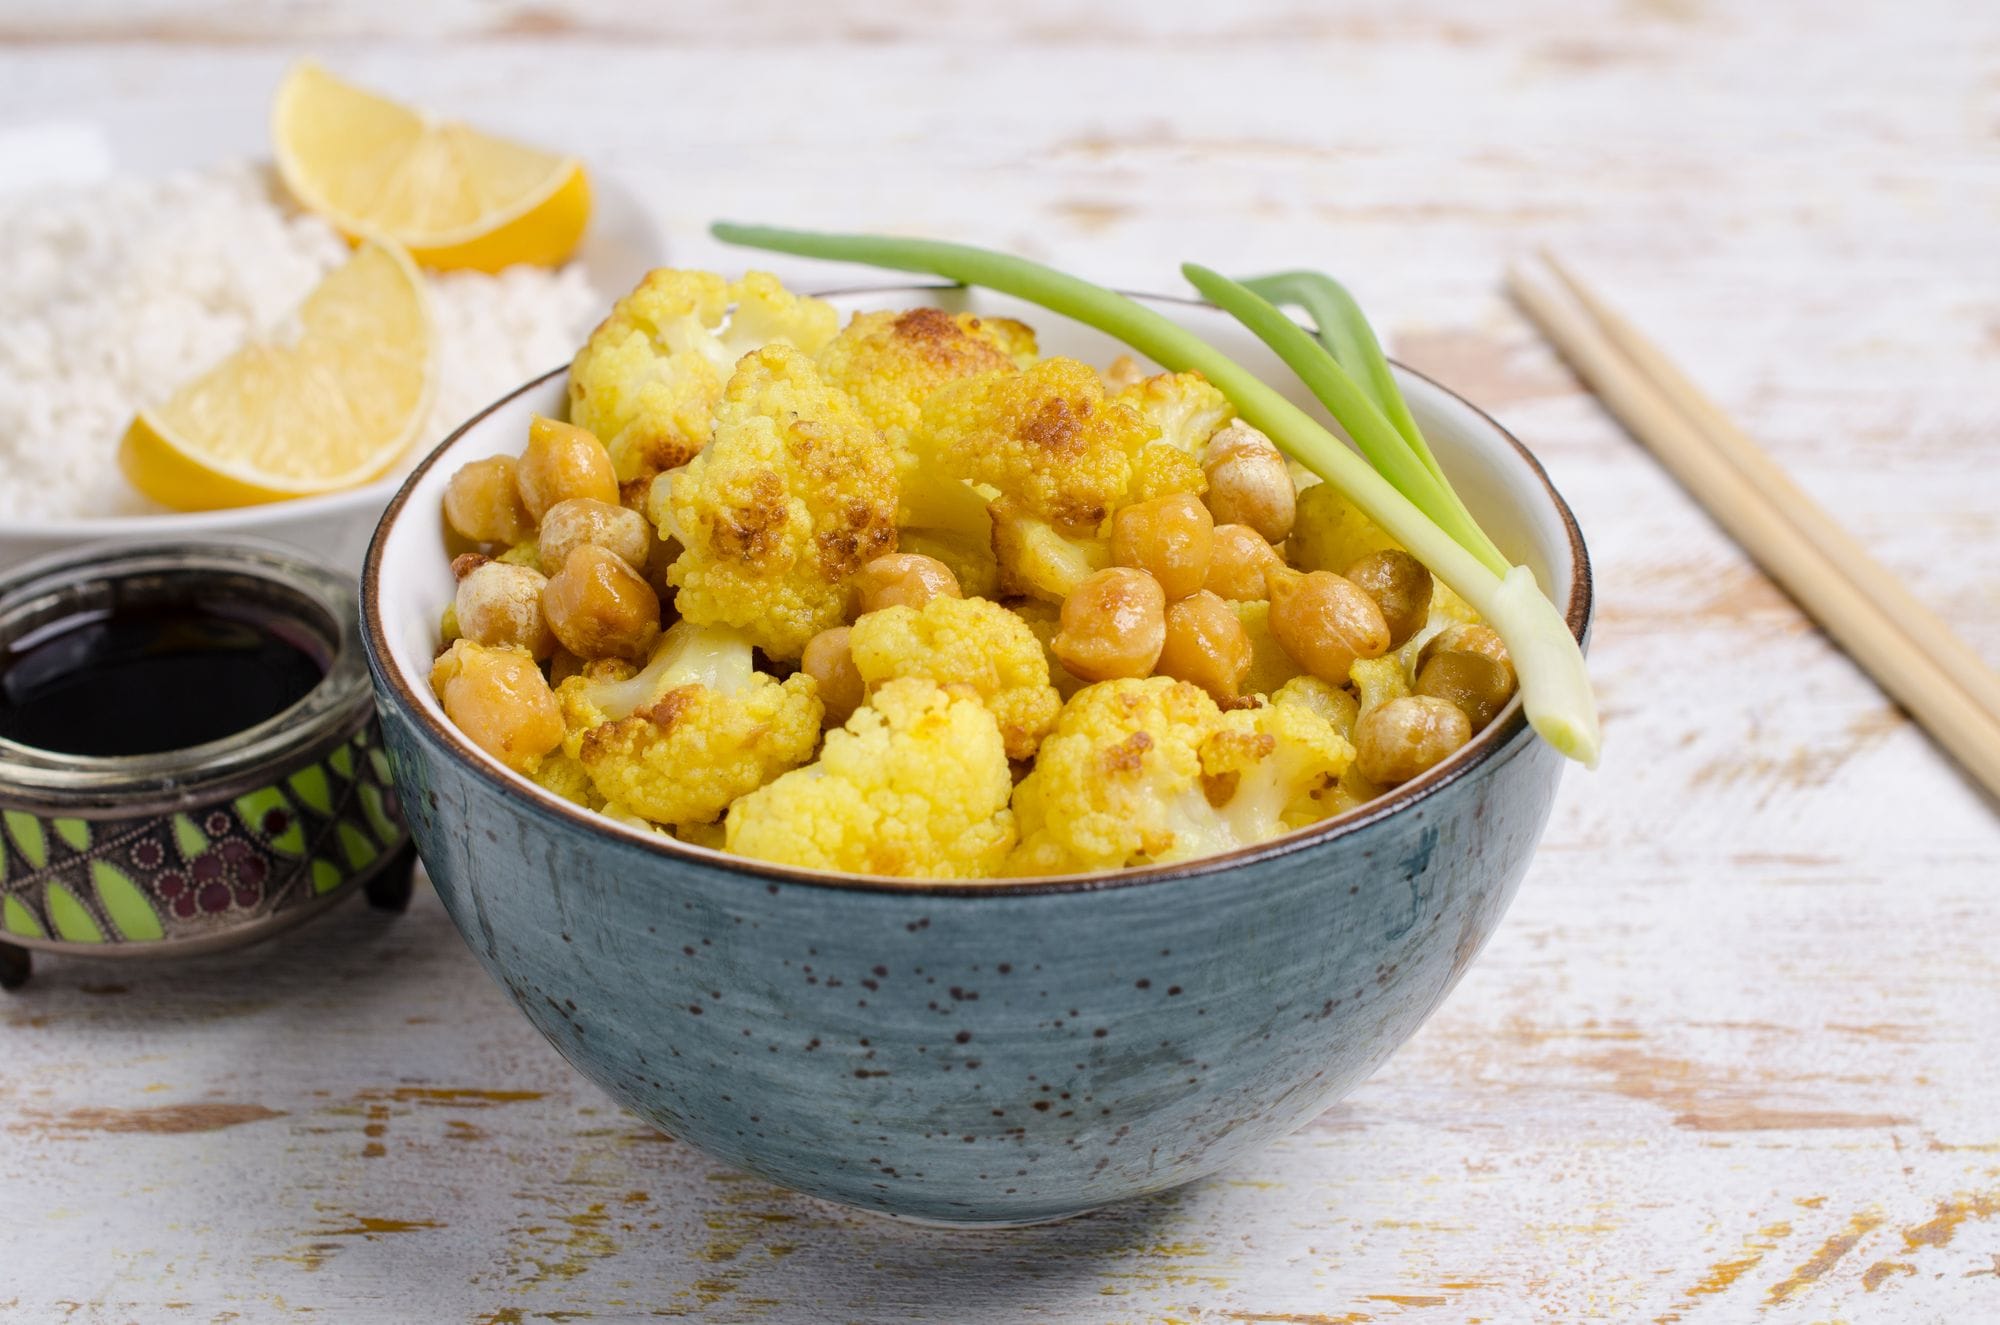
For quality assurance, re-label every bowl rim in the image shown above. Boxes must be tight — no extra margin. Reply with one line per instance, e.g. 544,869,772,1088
361,283,1592,898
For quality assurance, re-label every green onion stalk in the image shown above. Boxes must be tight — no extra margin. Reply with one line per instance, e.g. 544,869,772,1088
710,223,1600,766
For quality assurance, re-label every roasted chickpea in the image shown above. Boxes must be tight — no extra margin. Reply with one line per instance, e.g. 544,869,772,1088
1420,623,1515,689
1266,568,1391,684
1204,524,1284,601
1354,695,1472,785
1112,493,1214,601
517,415,618,520
538,497,654,572
1052,567,1167,682
454,561,555,658
1102,354,1147,392
443,456,534,545
801,626,866,726
429,640,563,772
1156,590,1252,701
1416,650,1516,729
542,544,661,662
854,553,961,614
1343,549,1433,648
1202,421,1295,543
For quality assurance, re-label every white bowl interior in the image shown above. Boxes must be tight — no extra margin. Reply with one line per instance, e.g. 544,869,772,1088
375,287,1582,854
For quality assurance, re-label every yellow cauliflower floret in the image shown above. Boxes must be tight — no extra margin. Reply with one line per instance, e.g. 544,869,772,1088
558,622,823,828
847,595,1062,760
1009,597,1087,700
1201,699,1355,838
533,749,605,810
989,499,1111,603
817,307,1026,438
818,307,1033,564
1007,678,1231,875
569,269,838,491
1116,370,1234,457
916,356,1157,533
1007,675,1357,876
658,343,898,659
726,679,1016,879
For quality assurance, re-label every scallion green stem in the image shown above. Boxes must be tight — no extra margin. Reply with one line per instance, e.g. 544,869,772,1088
1181,265,1509,577
710,222,1599,766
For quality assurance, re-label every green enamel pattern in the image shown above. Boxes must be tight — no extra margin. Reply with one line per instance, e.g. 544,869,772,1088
369,749,394,786
359,784,401,848
91,861,164,942
329,743,355,779
44,882,103,943
338,822,379,872
5,810,46,868
52,817,90,852
235,786,305,855
173,813,209,860
3,895,43,939
288,764,334,814
311,858,344,895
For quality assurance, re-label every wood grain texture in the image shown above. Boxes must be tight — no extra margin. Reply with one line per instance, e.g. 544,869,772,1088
2,0,1997,1319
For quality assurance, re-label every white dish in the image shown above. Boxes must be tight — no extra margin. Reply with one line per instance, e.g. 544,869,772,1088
0,108,663,572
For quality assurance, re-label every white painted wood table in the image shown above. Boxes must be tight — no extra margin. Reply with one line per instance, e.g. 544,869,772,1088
3,3,1998,1320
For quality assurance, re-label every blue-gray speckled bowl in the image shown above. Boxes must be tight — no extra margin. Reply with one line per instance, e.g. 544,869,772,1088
361,287,1591,1225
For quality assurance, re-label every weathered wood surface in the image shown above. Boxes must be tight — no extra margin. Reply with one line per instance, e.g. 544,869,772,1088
3,2,1998,1320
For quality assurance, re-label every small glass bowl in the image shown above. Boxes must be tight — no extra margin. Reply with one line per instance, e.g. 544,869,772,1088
0,541,414,989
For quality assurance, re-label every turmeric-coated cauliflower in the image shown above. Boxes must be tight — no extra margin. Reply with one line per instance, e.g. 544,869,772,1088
847,594,1063,759
1007,675,1356,875
1115,370,1232,502
561,622,823,829
655,343,898,659
725,679,1016,878
569,270,838,492
915,357,1157,534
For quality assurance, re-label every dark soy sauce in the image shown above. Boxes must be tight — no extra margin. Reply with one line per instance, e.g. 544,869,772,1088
0,599,326,757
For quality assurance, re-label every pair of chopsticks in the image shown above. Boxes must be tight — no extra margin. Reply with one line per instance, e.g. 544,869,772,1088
1507,252,2000,804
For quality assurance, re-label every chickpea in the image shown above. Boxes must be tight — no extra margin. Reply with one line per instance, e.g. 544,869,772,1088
1112,493,1213,601
1102,354,1147,392
1266,567,1391,684
542,544,661,662
1204,524,1284,601
430,640,564,773
454,561,555,658
1354,695,1472,785
1156,590,1252,701
1419,623,1515,690
1415,650,1514,729
443,456,534,546
1202,421,1295,543
517,415,618,520
854,552,961,614
1052,567,1166,682
1343,549,1433,649
538,497,654,572
801,626,866,726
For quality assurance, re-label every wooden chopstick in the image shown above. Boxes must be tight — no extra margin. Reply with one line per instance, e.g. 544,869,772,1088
1505,255,2000,802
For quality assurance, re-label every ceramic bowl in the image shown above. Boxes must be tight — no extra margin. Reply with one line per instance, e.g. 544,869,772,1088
0,541,416,989
362,286,1591,1225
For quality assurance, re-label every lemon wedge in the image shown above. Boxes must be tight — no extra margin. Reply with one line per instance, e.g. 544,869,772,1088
272,60,590,272
119,239,436,509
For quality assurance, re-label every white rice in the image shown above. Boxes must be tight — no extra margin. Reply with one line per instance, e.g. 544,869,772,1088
0,160,599,519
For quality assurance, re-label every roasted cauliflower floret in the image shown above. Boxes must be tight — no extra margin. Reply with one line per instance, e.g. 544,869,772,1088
1200,696,1356,840
1116,370,1232,470
916,356,1157,534
1007,677,1230,875
654,343,898,659
568,270,838,492
847,594,1063,760
816,307,1028,438
1006,674,1358,875
726,678,1016,879
565,622,823,829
